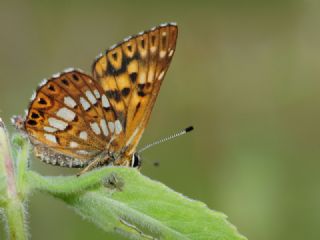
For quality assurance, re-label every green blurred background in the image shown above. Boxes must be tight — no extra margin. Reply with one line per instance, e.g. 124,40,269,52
1,0,320,239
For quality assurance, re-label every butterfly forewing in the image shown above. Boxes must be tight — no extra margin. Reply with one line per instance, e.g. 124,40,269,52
24,70,119,163
92,23,178,155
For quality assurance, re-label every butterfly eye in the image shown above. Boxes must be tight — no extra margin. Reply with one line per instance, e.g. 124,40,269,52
131,154,141,168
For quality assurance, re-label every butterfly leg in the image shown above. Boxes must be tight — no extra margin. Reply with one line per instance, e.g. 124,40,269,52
76,153,112,176
77,161,98,176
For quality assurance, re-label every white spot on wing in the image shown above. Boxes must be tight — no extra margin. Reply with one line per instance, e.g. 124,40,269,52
52,72,61,78
39,79,48,87
48,117,68,130
109,44,117,50
44,133,57,144
108,122,115,133
148,71,155,82
30,92,36,101
79,131,88,140
80,97,90,111
123,36,132,41
90,122,101,135
64,96,77,108
160,51,166,58
93,89,100,99
44,126,58,133
100,119,109,137
64,68,75,73
70,141,79,148
102,95,110,108
168,49,174,57
77,150,89,155
115,120,123,134
85,90,97,105
95,53,103,61
160,23,168,27
56,107,76,121
139,72,146,83
150,46,157,53
158,70,165,80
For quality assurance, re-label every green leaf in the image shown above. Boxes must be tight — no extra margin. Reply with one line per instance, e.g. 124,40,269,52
27,167,247,240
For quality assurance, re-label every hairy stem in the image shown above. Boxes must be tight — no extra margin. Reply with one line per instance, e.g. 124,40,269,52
0,119,29,240
4,200,28,240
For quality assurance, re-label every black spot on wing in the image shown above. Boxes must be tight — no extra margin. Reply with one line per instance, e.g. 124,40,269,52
48,84,55,91
106,53,127,75
151,35,156,45
112,52,118,61
72,74,79,81
129,72,138,83
61,79,69,86
121,88,130,97
133,102,141,118
137,91,146,97
27,119,37,126
162,35,167,47
138,84,145,90
38,98,47,105
31,112,40,119
106,90,121,102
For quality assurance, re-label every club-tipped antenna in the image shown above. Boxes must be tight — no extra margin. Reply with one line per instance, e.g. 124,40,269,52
138,126,194,154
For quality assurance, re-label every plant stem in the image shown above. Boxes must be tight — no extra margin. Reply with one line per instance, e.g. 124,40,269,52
4,199,28,240
0,119,29,240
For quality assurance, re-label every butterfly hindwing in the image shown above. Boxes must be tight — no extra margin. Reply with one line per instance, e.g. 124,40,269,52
92,23,178,155
24,70,120,164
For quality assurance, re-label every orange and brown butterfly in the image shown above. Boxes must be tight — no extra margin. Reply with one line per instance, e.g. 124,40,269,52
12,23,178,174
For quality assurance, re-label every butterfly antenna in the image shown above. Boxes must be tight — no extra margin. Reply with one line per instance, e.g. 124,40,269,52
138,126,194,154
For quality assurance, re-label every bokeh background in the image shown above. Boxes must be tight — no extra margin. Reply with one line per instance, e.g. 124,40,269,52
1,0,320,239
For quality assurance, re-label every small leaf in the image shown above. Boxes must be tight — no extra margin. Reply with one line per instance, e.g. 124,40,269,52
28,167,247,240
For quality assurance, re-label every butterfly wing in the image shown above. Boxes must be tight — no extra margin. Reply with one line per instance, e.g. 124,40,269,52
92,23,178,155
23,70,122,167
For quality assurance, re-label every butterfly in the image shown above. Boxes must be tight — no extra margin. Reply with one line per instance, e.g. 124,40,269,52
12,23,178,175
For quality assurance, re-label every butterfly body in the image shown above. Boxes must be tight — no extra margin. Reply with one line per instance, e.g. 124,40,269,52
13,23,178,173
